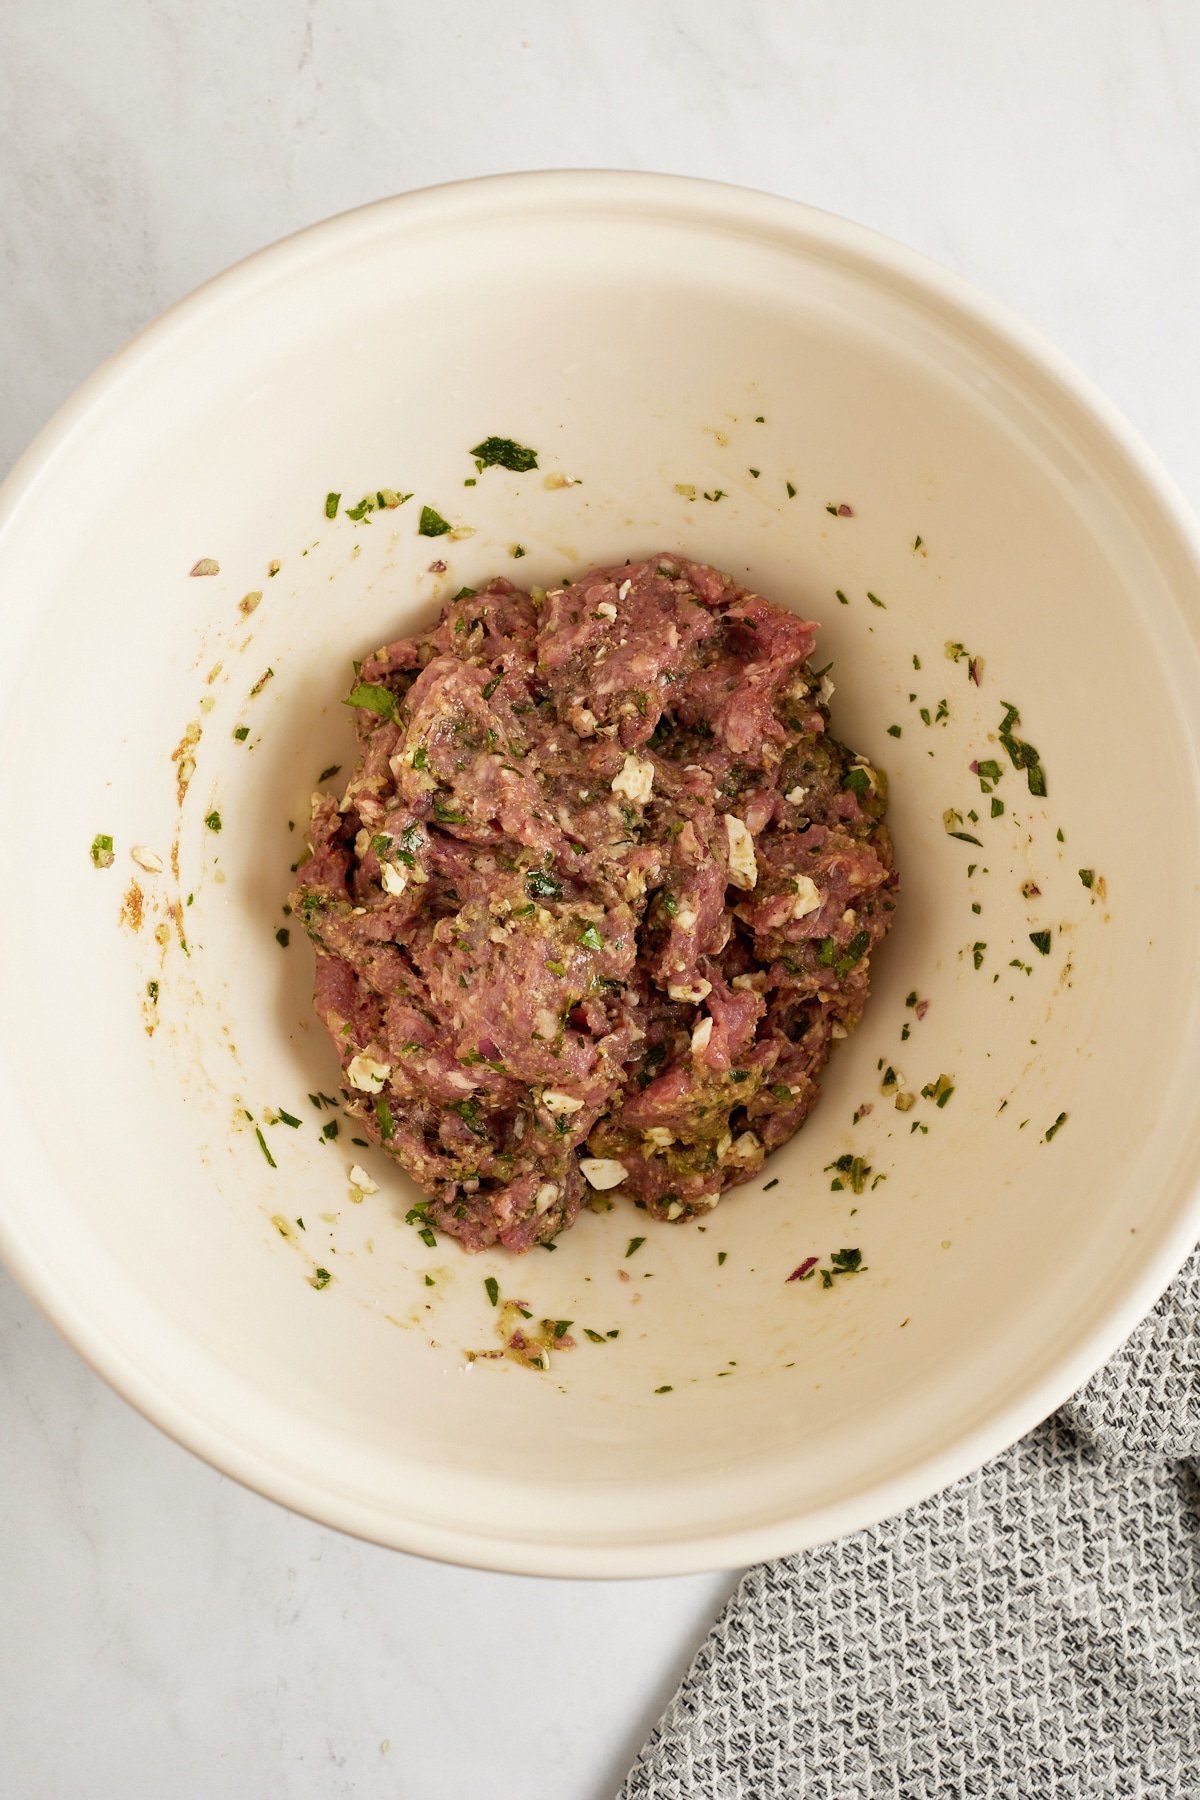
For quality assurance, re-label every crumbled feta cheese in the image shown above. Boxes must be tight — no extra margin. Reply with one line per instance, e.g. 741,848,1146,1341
668,979,712,1003
445,1071,477,1092
695,1191,721,1209
665,1201,684,1220
534,1181,559,1215
573,707,597,736
346,1053,390,1093
676,908,698,929
644,1127,675,1150
354,828,372,859
691,1016,713,1055
595,600,617,620
830,1022,848,1039
617,580,632,601
818,672,836,705
785,786,807,806
579,1157,628,1190
349,1163,379,1195
612,753,654,804
381,862,408,897
130,845,163,873
842,908,857,925
542,1090,584,1115
724,814,758,889
730,1131,762,1160
731,972,766,992
716,1131,732,1160
792,875,822,919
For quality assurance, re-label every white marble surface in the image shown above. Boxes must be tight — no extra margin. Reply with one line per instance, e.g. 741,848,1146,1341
2,4,1199,1796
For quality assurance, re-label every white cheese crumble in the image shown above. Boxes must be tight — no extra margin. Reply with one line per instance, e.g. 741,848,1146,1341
617,579,632,601
724,814,758,889
573,707,598,736
579,1157,628,1190
595,600,618,620
611,753,654,804
818,672,836,705
785,786,807,806
346,1054,390,1093
354,828,372,859
676,908,698,929
695,1191,721,1210
792,875,822,919
542,1090,584,1116
669,978,712,1003
730,1131,762,1160
349,1163,379,1195
381,862,408,897
534,1181,559,1215
130,845,163,873
665,1201,684,1220
691,1016,713,1055
644,1127,675,1150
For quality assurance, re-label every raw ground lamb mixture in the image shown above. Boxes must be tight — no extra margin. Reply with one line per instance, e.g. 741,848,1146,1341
292,554,897,1252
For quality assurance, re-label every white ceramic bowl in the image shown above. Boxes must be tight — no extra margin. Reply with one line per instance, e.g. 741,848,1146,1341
3,173,1200,1577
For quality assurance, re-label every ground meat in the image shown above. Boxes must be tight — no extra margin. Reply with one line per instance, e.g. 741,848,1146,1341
291,555,898,1252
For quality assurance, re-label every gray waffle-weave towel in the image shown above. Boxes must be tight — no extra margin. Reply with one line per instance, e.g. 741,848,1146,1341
622,1246,1200,1799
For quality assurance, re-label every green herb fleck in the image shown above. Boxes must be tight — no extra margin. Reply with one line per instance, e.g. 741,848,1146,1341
345,682,400,723
921,1073,955,1108
418,505,452,537
204,810,222,832
654,1385,673,1394
1030,929,1052,955
578,921,603,951
887,724,901,737
786,481,796,498
470,436,539,473
311,1267,332,1289
626,1236,646,1258
1079,869,1094,889
511,544,527,559
278,1109,301,1129
1044,1111,1068,1142
325,492,340,518
484,1276,500,1307
233,725,250,742
90,833,115,868
525,868,562,901
254,1127,277,1168
866,591,885,609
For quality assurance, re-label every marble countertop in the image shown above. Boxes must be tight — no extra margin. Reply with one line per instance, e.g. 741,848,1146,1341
2,4,1198,1796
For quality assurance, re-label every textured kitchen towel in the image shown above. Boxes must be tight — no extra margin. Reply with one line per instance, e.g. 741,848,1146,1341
621,1247,1200,1800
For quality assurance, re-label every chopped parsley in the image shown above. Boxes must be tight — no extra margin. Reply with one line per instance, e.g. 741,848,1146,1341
654,1385,674,1395
452,1098,486,1137
344,682,400,723
1029,929,1052,955
1044,1111,1068,1142
233,725,250,742
205,811,222,832
511,544,527,559
578,921,603,951
470,436,539,473
89,833,114,868
786,482,796,498
375,1095,395,1139
254,1127,277,1168
418,505,452,537
275,927,290,948
311,1267,332,1289
866,591,886,609
525,868,562,901
998,701,1047,796
920,1073,955,1108
321,1120,339,1140
277,1109,301,1129
317,763,341,782
1079,868,1094,888
325,492,340,518
626,1236,646,1257
484,1276,500,1306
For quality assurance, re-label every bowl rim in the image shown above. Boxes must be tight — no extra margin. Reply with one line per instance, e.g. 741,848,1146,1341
3,168,1200,1578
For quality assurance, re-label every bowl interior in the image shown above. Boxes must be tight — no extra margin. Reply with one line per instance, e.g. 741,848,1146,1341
3,175,1200,1574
